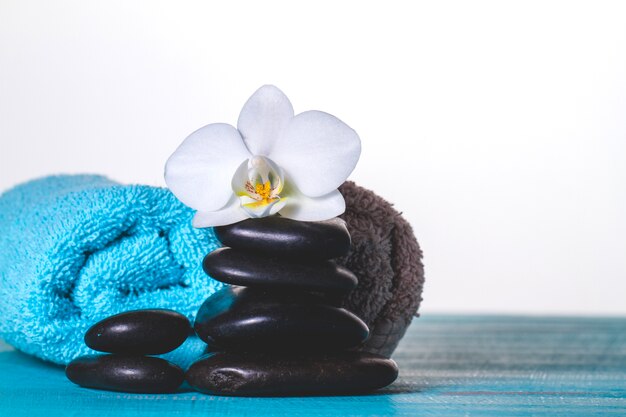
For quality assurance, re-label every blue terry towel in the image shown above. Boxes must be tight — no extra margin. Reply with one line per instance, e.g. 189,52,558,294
0,175,224,367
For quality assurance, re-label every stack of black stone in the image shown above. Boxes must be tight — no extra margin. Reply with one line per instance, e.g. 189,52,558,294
66,309,190,393
187,216,399,396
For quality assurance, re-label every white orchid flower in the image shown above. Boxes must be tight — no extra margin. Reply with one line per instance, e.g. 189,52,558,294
165,85,361,228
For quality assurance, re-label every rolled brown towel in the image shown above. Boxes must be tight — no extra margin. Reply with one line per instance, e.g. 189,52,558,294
338,181,425,357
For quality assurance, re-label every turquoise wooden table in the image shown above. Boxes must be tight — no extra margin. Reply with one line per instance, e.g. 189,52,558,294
1,315,625,416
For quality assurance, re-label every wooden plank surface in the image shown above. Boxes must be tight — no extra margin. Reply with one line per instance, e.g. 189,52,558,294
1,315,625,416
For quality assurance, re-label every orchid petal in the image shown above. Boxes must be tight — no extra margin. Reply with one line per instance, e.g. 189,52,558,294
269,110,361,197
237,85,294,156
240,196,287,218
231,159,251,197
279,189,346,221
165,123,251,212
192,195,248,227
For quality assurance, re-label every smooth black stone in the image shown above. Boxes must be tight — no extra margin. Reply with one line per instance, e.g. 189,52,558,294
85,309,190,355
194,287,369,351
203,248,358,295
186,351,398,396
214,216,351,259
66,354,184,393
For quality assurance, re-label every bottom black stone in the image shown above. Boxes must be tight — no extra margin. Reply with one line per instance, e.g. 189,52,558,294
186,351,398,396
66,354,184,393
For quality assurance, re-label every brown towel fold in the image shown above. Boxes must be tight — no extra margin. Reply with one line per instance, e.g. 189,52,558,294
338,181,425,357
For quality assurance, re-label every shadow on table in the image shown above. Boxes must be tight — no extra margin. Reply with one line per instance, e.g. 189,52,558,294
1,348,65,370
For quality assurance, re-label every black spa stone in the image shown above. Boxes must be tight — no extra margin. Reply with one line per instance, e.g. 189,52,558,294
66,354,184,393
186,351,398,396
84,309,191,355
203,248,358,295
214,216,351,259
194,287,369,351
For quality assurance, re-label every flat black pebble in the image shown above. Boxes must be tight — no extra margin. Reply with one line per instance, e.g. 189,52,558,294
214,216,351,259
66,355,184,393
194,287,369,351
186,351,398,396
203,248,357,295
85,309,190,355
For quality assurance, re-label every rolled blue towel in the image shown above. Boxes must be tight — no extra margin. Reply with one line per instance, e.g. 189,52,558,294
0,175,223,368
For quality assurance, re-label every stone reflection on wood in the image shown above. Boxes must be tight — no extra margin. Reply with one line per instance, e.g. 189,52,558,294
188,216,399,396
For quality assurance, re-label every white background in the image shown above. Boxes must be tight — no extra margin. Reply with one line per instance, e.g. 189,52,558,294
1,1,625,316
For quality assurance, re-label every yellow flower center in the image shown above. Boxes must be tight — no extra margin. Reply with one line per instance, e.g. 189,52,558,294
233,155,286,217
244,179,280,207
256,181,274,204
